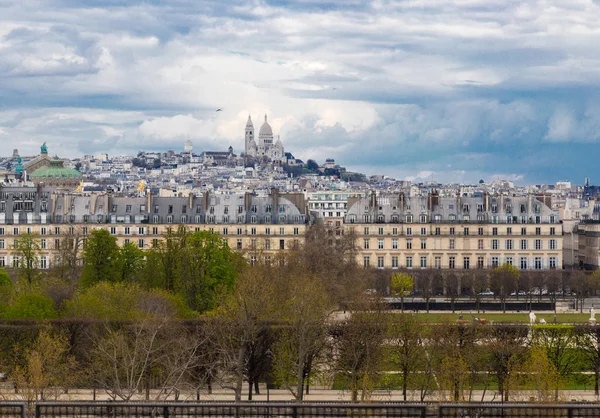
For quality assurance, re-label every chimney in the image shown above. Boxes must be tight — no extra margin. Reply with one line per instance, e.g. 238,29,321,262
146,191,153,214
271,188,279,213
188,192,194,212
90,193,98,215
370,191,377,208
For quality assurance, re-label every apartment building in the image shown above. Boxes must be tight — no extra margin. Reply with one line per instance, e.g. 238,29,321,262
0,186,308,268
344,191,563,270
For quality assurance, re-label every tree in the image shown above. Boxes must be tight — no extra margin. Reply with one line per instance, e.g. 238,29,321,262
531,324,577,400
445,274,459,313
211,265,278,402
12,327,79,411
390,272,413,313
306,159,319,171
52,225,86,291
116,242,145,284
521,346,562,402
144,228,241,313
469,271,489,313
335,303,388,402
272,273,332,402
81,229,119,287
482,325,529,401
575,324,600,395
3,293,57,319
12,232,41,286
91,316,203,401
389,313,426,401
489,264,519,313
571,271,598,313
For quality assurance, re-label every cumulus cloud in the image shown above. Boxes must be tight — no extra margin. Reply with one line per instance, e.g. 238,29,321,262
1,0,600,183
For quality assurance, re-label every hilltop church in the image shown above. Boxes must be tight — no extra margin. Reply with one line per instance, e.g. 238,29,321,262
244,114,285,163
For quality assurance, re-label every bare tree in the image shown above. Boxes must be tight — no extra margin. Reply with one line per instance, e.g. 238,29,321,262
334,300,388,402
389,313,426,401
52,225,86,291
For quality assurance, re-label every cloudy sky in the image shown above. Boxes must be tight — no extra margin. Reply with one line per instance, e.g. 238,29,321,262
1,0,600,184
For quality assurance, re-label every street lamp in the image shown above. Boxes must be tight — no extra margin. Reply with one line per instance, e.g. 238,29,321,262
265,349,273,402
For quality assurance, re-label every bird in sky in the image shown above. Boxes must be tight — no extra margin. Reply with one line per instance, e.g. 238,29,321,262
216,108,223,112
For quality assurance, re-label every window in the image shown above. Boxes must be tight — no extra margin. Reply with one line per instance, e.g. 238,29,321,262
138,239,144,249
294,228,299,235
223,227,228,235
406,256,413,268
534,257,542,270
265,228,271,236
138,227,145,235
492,227,498,236
535,227,541,236
378,239,384,249
463,227,469,236
279,239,285,250
478,227,484,236
406,227,412,236
237,239,242,250
449,239,455,250
450,227,455,235
491,257,499,268
549,239,557,250
506,239,513,250
520,239,527,250
420,238,426,249
0,239,4,249
435,227,441,235
364,239,370,249
124,227,131,235
507,227,512,235
40,239,46,249
379,227,384,235
506,257,513,266
39,256,47,269
550,227,556,236
449,256,455,269
519,257,528,269
363,256,370,268
420,214,427,223
364,227,369,235
435,256,441,269
110,227,117,235
420,256,427,268
280,228,285,235
41,227,46,235
406,239,412,249
420,227,427,235
492,239,499,250
265,239,271,250
237,228,243,235
251,227,256,235
392,239,398,249
392,227,398,235
477,256,484,269
152,227,159,235
521,227,527,235
392,256,399,269
126,205,132,213
463,257,470,269
535,239,542,250
478,239,484,250
378,256,385,268
549,257,557,269
124,239,130,244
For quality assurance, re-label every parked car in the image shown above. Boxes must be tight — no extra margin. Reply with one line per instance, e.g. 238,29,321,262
478,290,494,296
510,290,527,296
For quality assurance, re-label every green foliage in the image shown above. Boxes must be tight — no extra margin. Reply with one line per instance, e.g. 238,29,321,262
66,282,196,320
0,268,12,287
390,273,413,297
143,228,241,312
81,229,120,287
116,241,145,284
2,293,57,319
12,232,42,285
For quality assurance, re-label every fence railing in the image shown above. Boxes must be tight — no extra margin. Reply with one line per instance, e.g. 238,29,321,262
2,402,597,418
439,403,600,417
34,402,428,417
0,402,25,418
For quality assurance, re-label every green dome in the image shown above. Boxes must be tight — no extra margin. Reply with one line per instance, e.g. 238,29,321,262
30,160,82,179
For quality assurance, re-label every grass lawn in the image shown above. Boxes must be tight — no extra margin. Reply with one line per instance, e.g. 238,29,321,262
392,312,593,324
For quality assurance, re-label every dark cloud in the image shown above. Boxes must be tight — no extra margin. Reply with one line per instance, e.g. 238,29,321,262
1,0,600,183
